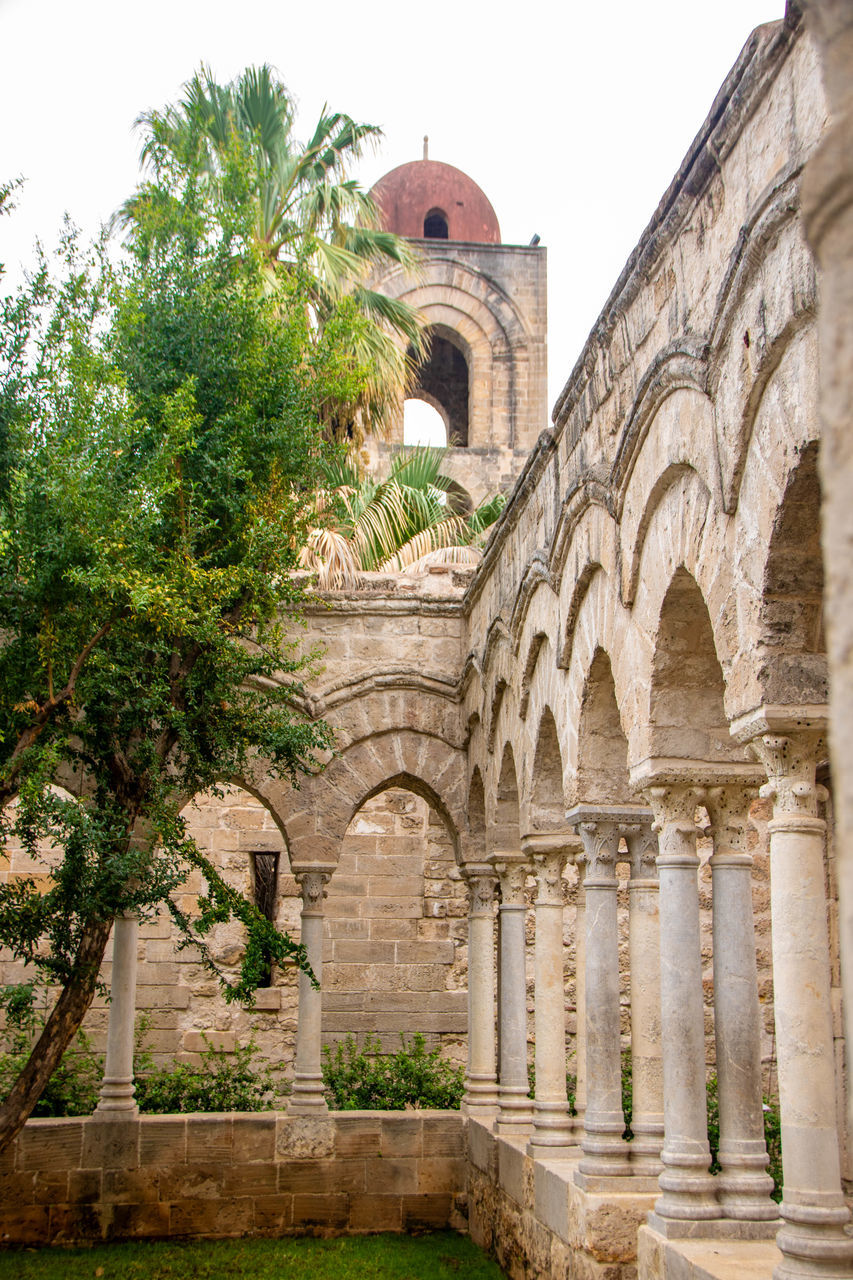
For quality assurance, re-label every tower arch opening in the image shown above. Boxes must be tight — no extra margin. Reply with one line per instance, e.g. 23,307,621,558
423,207,449,239
410,327,470,447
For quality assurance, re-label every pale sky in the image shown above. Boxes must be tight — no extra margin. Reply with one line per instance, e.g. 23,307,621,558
0,0,784,415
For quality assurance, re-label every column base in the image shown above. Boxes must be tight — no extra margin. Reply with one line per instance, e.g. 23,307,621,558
496,1084,533,1134
655,1148,721,1221
462,1074,500,1116
288,1073,329,1114
774,1196,853,1279
717,1156,778,1221
578,1119,633,1178
94,1077,138,1117
647,1211,781,1241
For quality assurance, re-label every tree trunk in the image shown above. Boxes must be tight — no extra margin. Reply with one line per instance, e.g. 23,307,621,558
0,915,114,1156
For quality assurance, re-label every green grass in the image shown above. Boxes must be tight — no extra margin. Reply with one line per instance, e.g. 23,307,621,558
0,1232,505,1280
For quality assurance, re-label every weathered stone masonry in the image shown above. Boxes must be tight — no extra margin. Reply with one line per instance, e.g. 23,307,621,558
4,6,853,1280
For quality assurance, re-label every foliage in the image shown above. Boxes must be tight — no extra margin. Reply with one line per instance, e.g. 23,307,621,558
135,1034,276,1114
0,987,102,1117
300,446,506,588
116,64,426,440
322,1033,465,1111
0,95,395,1147
0,1231,505,1280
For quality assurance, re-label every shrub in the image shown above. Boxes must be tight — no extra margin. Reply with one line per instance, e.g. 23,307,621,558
135,1035,276,1114
0,985,103,1117
322,1033,465,1110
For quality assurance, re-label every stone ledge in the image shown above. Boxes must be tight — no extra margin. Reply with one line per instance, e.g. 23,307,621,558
638,1224,781,1279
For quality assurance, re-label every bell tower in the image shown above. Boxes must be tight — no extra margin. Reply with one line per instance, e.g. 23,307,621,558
368,149,548,508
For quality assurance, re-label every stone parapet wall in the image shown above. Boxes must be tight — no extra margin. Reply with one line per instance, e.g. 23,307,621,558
0,1111,467,1246
467,1119,657,1280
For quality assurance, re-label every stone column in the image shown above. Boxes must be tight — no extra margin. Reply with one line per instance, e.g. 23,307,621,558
95,912,139,1116
645,783,719,1222
570,807,631,1182
705,785,776,1222
624,819,664,1176
462,863,499,1117
801,0,853,1138
289,863,335,1114
490,851,533,1134
524,834,574,1156
573,890,587,1128
749,727,853,1278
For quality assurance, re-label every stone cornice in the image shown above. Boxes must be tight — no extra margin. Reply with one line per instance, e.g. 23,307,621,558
629,758,767,792
729,703,829,744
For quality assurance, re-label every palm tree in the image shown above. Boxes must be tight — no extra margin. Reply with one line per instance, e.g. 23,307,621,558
299,446,505,589
115,65,426,439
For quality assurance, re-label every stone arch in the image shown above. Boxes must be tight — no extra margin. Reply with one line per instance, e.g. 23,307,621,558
525,706,566,834
707,168,817,510
617,386,721,605
268,729,466,867
466,767,487,864
519,632,549,720
491,742,521,853
644,568,749,767
755,440,827,708
611,343,710,498
573,648,631,807
374,260,532,451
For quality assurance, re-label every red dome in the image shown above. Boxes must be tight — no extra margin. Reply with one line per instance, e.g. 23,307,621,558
370,159,500,244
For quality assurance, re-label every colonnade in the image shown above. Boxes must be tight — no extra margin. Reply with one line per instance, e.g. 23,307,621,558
92,718,851,1277
463,718,852,1278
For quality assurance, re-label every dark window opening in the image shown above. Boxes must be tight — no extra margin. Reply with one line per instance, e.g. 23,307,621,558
424,208,449,239
409,331,469,446
253,851,279,987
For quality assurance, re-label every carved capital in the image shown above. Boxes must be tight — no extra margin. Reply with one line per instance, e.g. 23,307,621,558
531,849,567,905
576,820,620,884
489,852,530,907
463,863,498,915
750,729,827,818
623,821,659,881
704,784,757,862
294,865,334,913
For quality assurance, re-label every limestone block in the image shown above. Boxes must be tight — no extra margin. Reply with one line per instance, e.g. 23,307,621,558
19,1119,84,1171
107,1201,171,1240
231,1115,276,1164
334,1115,382,1157
379,1116,423,1157
275,1116,335,1160
82,1119,139,1172
185,1116,232,1163
291,1193,349,1229
349,1194,403,1232
170,1196,253,1237
253,1194,294,1233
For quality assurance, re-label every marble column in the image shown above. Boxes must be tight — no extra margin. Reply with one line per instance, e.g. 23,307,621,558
95,912,139,1116
570,807,631,1181
573,890,587,1128
705,785,776,1222
490,851,533,1134
289,863,335,1114
646,783,719,1222
462,863,500,1116
624,819,664,1176
524,834,574,1156
749,727,853,1278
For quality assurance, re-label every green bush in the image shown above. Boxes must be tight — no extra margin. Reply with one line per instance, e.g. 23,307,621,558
135,1035,275,1114
0,985,103,1117
322,1034,465,1110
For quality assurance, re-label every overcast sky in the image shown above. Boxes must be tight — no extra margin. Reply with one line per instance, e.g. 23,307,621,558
1,0,785,412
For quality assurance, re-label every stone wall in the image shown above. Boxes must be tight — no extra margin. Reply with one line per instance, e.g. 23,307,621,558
0,1112,467,1246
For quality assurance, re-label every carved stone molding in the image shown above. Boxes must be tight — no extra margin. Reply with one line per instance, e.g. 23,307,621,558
489,851,530,907
293,863,336,915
